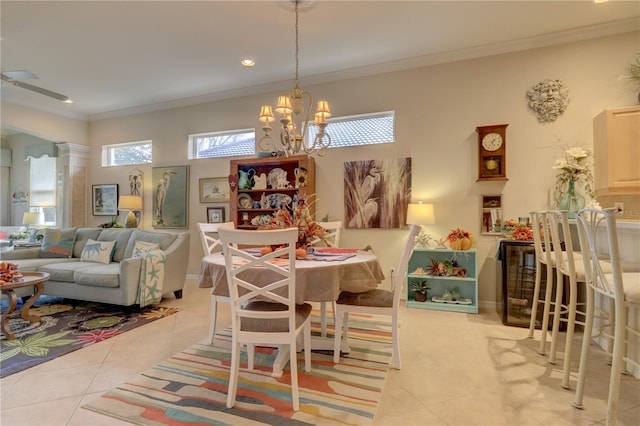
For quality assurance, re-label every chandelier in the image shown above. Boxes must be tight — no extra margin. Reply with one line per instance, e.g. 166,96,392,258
258,0,331,157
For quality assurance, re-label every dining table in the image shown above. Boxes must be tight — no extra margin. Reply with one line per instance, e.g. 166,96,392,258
198,248,386,376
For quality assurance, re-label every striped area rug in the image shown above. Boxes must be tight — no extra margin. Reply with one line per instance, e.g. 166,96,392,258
83,313,392,425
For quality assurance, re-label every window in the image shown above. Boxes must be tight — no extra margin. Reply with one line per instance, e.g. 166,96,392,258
307,111,395,148
190,129,256,159
101,140,152,167
29,156,56,226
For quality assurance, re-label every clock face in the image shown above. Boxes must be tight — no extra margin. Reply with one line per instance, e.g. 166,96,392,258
482,133,503,151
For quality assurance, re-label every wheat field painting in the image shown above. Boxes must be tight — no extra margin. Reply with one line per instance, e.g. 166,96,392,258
344,158,411,229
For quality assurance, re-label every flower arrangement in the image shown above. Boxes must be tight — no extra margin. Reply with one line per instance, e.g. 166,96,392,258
0,261,23,284
446,228,473,250
552,145,594,206
258,196,328,258
512,226,534,241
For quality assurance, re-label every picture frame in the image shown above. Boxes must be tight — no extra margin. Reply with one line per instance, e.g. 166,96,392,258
152,166,189,228
481,194,503,235
207,207,225,224
199,177,230,203
92,184,119,216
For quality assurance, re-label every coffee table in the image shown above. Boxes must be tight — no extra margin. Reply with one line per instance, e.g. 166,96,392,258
1,271,50,339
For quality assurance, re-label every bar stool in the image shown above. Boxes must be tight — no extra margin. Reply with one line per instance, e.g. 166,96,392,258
572,208,640,426
528,211,557,354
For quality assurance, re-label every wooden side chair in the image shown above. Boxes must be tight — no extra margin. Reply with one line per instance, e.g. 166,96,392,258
333,224,420,369
572,208,640,426
219,227,312,411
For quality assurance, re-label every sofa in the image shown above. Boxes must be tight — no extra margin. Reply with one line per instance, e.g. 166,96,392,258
0,227,190,306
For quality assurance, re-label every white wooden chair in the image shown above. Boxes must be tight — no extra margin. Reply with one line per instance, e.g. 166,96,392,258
333,224,420,369
310,220,343,337
572,208,640,426
218,227,312,411
197,222,235,343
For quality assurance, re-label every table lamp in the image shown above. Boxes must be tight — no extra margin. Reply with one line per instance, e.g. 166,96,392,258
22,211,44,242
407,203,435,226
407,202,440,248
118,195,143,228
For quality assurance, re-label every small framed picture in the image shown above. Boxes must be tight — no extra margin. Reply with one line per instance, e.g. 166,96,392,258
199,177,230,203
207,207,225,224
93,184,119,216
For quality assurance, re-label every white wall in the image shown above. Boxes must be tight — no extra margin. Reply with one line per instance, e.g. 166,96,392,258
3,31,639,307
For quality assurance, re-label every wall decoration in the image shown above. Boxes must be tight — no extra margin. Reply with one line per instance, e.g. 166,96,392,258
344,158,411,229
11,185,28,205
152,166,189,228
199,177,230,203
129,168,144,196
207,207,225,224
526,78,569,122
481,195,503,235
92,184,118,216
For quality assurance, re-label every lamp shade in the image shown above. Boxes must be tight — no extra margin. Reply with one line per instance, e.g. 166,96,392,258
22,211,44,226
407,203,435,225
118,195,143,211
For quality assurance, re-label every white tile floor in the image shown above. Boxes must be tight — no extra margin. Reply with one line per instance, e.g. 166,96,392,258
1,279,638,425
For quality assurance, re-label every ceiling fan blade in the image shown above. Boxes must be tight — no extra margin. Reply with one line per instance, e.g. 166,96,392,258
2,70,38,79
1,74,71,102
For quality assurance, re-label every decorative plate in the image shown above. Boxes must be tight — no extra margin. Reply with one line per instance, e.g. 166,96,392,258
267,168,288,189
237,193,253,209
268,193,292,209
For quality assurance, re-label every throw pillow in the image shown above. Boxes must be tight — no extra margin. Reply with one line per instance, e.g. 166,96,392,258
132,241,160,258
80,239,116,264
39,228,77,258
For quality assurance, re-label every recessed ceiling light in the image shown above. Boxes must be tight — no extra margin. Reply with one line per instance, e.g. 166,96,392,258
241,58,255,67
593,0,608,3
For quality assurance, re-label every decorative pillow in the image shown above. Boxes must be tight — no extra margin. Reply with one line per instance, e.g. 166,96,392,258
39,228,77,258
80,239,116,264
132,241,160,258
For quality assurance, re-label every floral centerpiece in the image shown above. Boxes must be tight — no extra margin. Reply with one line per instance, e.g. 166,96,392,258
553,146,594,218
512,226,534,241
258,196,328,259
0,261,23,284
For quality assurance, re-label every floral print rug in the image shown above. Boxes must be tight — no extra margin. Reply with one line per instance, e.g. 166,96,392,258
0,297,179,378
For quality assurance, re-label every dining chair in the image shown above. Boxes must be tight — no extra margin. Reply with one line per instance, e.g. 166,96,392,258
197,221,235,343
572,208,640,426
311,220,343,337
218,227,312,411
333,224,420,369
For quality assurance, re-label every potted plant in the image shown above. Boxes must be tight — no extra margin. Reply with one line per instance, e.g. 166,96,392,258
411,280,431,302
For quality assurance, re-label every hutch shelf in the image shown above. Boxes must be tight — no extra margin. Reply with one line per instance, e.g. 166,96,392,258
229,155,315,229
406,248,478,314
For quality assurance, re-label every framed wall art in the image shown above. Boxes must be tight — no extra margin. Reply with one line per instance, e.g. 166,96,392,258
207,207,225,224
344,158,411,229
152,165,189,228
481,195,503,235
199,177,230,203
92,184,119,216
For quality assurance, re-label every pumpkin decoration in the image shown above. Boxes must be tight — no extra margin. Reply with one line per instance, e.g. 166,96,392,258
446,228,473,250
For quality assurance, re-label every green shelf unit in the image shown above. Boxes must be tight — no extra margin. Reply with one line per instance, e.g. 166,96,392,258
406,248,478,314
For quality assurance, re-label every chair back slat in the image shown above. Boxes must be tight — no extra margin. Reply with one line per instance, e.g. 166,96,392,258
575,208,621,298
548,210,578,276
219,227,298,328
310,221,343,248
530,211,553,265
197,222,235,255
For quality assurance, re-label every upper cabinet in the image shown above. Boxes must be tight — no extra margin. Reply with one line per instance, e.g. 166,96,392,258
229,155,316,229
593,106,640,196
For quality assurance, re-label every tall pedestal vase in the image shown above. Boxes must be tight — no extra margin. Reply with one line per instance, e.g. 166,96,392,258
557,179,585,218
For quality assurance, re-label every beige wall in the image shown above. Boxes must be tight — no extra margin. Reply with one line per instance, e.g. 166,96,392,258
2,31,639,307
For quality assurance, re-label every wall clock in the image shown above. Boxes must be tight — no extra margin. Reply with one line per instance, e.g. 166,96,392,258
476,124,508,181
